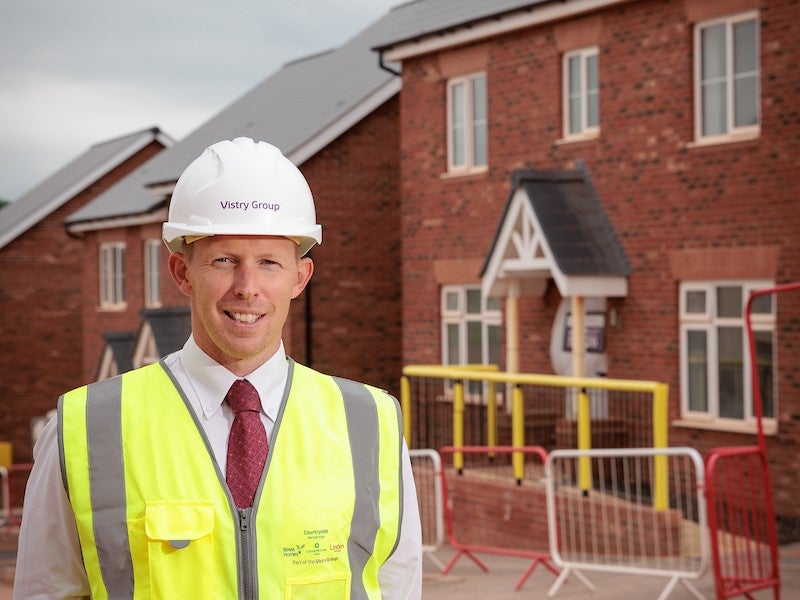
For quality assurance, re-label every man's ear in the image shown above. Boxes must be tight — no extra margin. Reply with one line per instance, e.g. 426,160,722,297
168,252,193,297
292,257,314,299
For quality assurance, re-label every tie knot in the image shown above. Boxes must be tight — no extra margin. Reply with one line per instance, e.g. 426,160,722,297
225,379,261,414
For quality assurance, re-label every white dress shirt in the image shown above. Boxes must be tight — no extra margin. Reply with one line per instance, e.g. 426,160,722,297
13,337,422,599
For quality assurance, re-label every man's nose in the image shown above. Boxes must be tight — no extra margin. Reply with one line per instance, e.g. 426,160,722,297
232,263,259,298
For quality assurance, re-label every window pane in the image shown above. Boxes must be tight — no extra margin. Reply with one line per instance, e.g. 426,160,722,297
100,247,109,304
467,321,482,364
733,20,757,73
445,291,460,312
703,83,727,135
119,247,126,303
568,56,582,134
569,96,582,134
734,75,757,127
450,83,465,166
466,289,481,314
473,121,487,166
702,25,726,80
686,290,706,314
734,20,758,129
751,294,772,314
717,286,742,318
688,330,708,412
754,330,774,418
587,54,599,127
733,24,758,126
446,324,460,364
487,296,501,311
718,326,744,419
472,75,487,166
701,25,727,136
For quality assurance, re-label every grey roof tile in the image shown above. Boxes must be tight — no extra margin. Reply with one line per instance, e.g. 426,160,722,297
141,306,192,357
0,127,171,248
516,166,630,277
102,331,137,374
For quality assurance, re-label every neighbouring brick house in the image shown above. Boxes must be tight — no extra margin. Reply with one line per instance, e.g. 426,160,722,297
372,0,800,525
0,127,171,462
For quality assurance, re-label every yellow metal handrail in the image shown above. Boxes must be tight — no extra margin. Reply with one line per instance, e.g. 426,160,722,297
401,364,670,510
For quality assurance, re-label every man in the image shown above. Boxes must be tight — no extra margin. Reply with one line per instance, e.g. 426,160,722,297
14,138,422,599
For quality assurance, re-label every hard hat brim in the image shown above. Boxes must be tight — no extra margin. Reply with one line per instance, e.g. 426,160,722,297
162,222,321,255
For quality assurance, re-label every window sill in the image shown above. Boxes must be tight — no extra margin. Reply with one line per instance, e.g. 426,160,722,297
673,417,777,436
555,132,599,145
685,128,760,149
440,166,488,180
97,303,128,312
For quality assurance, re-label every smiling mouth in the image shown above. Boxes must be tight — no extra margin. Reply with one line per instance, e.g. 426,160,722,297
225,311,262,324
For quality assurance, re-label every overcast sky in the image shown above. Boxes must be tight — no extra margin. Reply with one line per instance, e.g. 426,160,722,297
0,0,401,201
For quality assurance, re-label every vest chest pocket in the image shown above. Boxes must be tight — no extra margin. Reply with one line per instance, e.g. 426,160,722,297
285,573,351,599
144,500,215,599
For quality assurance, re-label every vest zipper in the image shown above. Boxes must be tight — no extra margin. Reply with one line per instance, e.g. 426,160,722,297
238,507,258,599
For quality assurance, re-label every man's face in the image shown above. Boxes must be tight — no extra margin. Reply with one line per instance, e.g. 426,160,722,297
169,235,313,376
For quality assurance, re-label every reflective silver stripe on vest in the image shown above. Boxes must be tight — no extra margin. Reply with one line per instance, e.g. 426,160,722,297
85,376,134,599
333,377,385,600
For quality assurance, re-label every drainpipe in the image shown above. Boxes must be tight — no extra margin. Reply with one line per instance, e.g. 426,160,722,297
377,51,401,77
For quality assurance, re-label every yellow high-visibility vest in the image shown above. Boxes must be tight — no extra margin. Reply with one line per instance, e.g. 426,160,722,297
59,359,403,599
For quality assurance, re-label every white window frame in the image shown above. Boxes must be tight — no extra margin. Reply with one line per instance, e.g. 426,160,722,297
144,239,162,308
693,11,760,144
678,280,776,432
562,47,599,140
99,242,126,309
441,285,502,401
447,72,488,174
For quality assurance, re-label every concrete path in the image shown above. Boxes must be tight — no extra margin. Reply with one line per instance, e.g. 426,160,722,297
421,543,800,599
1,536,798,599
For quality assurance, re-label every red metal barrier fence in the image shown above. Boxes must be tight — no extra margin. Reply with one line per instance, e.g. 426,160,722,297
438,445,558,591
702,282,800,599
706,446,779,599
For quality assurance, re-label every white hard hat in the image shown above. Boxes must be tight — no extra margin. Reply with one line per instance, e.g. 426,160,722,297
162,137,322,255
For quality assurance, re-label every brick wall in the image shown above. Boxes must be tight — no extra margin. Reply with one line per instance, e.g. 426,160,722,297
0,140,164,462
298,97,402,396
398,0,800,518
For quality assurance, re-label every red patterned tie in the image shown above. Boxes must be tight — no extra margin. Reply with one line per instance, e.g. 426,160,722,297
225,379,268,508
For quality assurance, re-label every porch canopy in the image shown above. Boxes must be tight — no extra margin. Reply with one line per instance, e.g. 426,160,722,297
481,165,630,376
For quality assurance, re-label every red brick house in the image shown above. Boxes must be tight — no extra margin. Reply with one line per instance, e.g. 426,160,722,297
0,127,171,461
373,0,800,524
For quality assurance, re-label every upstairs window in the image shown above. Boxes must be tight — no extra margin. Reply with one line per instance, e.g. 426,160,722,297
563,47,599,139
695,12,759,142
679,281,775,429
447,72,487,172
144,239,161,307
99,242,126,308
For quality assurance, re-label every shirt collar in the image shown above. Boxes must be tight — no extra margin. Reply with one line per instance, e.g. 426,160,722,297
180,335,289,423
